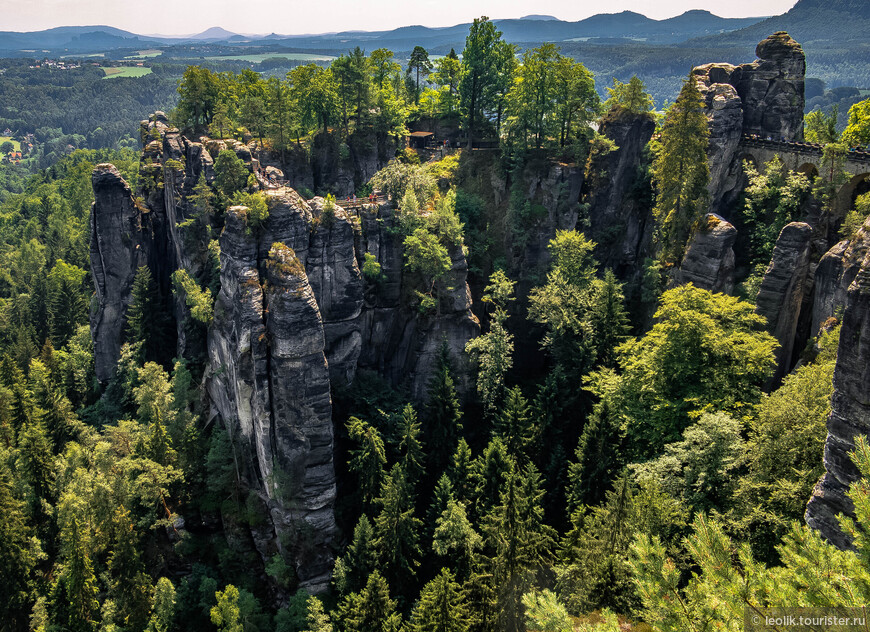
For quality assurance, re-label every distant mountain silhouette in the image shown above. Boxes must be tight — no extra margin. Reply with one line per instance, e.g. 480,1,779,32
189,27,240,40
0,10,767,54
685,0,870,46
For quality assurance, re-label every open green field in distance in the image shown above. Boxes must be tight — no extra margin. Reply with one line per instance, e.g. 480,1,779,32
101,66,154,79
0,137,21,151
125,49,163,59
200,53,336,63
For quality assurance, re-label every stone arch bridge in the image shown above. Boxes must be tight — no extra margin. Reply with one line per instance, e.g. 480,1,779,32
739,135,870,210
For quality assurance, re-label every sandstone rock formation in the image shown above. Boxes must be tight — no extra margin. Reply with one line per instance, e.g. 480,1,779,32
583,109,657,283
89,115,479,590
806,215,870,548
677,213,737,293
207,207,337,590
357,202,479,400
693,32,806,214
755,221,814,386
89,164,149,382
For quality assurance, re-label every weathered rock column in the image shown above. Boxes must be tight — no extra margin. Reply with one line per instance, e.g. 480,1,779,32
755,222,814,386
89,164,146,382
806,216,870,548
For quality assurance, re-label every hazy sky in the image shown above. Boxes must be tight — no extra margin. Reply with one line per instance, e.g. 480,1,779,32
0,0,799,35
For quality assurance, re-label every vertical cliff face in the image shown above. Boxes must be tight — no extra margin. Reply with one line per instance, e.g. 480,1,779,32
583,110,656,284
806,216,870,548
693,32,806,215
206,208,338,590
89,164,148,382
677,213,737,293
90,118,479,589
357,202,479,400
755,222,814,386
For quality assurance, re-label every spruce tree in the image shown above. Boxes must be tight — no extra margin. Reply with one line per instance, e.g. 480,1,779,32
567,376,624,510
0,462,39,632
495,387,535,464
426,473,455,541
340,571,402,632
590,269,631,369
397,404,425,489
448,438,477,506
424,343,463,476
374,464,422,589
651,75,710,265
485,463,556,632
333,515,377,596
347,416,387,509
411,569,472,632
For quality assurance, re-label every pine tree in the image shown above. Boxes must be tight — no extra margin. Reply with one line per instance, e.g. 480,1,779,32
411,569,472,632
374,464,422,589
427,474,455,541
476,437,512,516
567,374,624,510
53,519,100,632
485,463,556,632
210,585,243,632
465,270,515,418
301,596,332,632
147,578,176,632
432,500,481,582
651,75,710,265
590,269,631,368
424,343,463,476
448,438,477,506
126,266,171,365
17,416,54,506
107,508,153,632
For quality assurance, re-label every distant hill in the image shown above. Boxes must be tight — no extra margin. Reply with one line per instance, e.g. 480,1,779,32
0,25,143,51
253,10,766,51
0,10,767,54
685,0,870,47
189,27,240,40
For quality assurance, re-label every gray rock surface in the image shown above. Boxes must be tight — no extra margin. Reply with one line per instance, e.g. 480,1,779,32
693,32,806,215
806,215,870,549
677,214,737,293
207,207,338,591
755,222,814,386
811,223,870,334
89,164,146,382
90,116,481,590
583,109,657,282
356,202,479,400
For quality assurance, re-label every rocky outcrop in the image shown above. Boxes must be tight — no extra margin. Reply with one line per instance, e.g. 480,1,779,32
735,32,806,141
90,115,480,589
677,214,737,293
755,222,814,386
806,215,870,549
693,32,806,215
357,203,479,400
583,109,656,282
811,225,870,334
207,208,337,591
306,197,364,386
89,164,148,382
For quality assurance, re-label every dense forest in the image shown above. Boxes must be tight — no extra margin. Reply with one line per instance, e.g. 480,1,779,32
3,15,870,632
